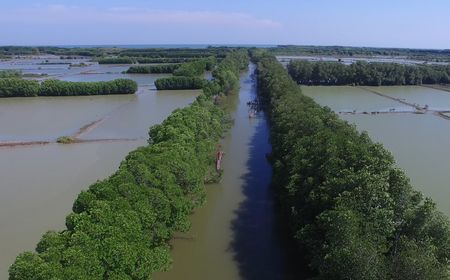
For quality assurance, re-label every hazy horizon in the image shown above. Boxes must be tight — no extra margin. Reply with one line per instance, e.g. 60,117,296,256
1,0,449,49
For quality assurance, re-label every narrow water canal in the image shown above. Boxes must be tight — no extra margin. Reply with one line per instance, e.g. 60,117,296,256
155,64,297,280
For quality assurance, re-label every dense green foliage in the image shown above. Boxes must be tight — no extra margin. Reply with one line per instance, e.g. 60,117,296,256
97,57,135,64
154,50,249,92
0,78,137,97
126,64,181,74
0,70,22,78
9,51,249,280
0,78,40,97
135,57,195,64
39,79,137,96
254,52,450,279
155,76,205,90
211,50,249,95
271,45,450,62
288,60,450,86
172,57,216,77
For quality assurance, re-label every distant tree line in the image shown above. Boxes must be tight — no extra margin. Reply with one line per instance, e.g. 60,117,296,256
271,45,450,62
0,78,137,97
126,64,182,74
288,60,450,86
252,51,450,279
9,50,249,280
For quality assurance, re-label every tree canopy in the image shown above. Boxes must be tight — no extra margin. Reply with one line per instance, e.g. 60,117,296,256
252,51,450,279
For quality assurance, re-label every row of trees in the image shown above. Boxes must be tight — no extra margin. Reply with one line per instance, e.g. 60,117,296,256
0,78,137,97
9,50,249,280
126,64,181,74
155,76,206,90
288,60,450,86
0,70,22,78
253,52,450,279
172,57,216,77
271,45,450,62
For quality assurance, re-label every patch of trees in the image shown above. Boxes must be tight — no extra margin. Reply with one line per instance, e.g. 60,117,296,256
126,64,181,74
155,76,206,90
0,79,40,97
0,70,22,78
288,60,450,86
154,50,248,92
253,52,450,279
210,50,249,95
172,57,216,77
8,51,250,280
135,57,195,64
0,78,137,97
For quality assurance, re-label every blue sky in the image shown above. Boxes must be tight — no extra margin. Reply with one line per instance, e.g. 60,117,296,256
1,0,449,48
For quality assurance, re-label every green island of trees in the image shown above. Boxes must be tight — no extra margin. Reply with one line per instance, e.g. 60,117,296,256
0,79,137,97
288,60,450,86
154,52,248,92
155,76,206,90
9,50,249,280
126,64,181,74
154,57,218,90
252,51,450,279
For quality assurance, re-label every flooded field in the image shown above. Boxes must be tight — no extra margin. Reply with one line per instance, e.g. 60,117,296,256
302,85,450,217
0,57,200,278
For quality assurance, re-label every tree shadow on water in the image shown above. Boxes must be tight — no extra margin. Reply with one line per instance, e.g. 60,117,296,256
229,115,311,280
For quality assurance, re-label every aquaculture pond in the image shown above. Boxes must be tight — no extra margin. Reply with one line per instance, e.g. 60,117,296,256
0,57,201,278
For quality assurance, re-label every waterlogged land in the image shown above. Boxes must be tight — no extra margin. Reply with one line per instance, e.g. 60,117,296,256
303,85,450,217
0,56,201,278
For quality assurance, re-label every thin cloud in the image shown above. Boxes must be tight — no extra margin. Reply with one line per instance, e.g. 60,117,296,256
0,5,281,29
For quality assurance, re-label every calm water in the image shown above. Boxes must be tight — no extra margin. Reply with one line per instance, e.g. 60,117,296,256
155,64,296,280
304,86,450,217
0,67,200,278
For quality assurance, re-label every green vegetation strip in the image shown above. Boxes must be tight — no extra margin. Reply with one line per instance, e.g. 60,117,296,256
126,64,181,74
0,79,137,97
9,50,249,280
253,51,450,279
288,60,450,86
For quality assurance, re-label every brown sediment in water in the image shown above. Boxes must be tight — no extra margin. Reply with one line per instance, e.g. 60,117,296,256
72,118,105,139
0,141,50,148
